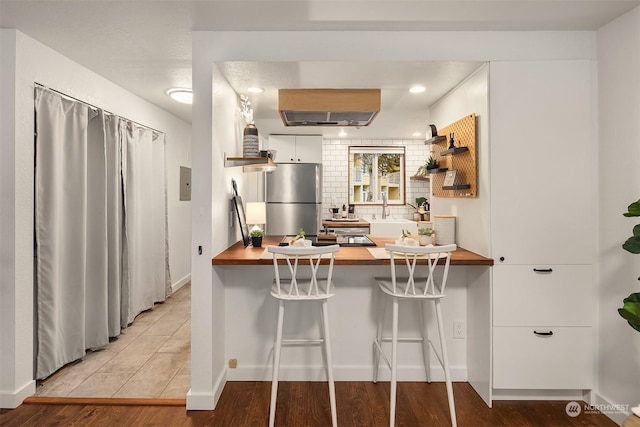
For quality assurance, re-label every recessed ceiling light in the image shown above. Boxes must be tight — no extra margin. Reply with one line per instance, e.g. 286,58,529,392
409,85,426,94
166,88,193,104
413,132,422,137
339,129,347,137
247,87,264,94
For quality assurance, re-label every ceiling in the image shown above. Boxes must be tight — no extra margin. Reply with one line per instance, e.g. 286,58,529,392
2,0,638,138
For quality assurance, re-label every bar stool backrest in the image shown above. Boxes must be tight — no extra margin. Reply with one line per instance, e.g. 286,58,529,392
384,243,457,297
267,244,340,299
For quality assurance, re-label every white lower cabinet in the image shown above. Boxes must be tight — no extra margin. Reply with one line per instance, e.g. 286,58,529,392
493,326,593,390
493,265,593,326
492,264,593,391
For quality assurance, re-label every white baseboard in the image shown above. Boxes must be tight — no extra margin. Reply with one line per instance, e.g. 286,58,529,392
212,367,227,408
591,391,632,425
0,380,35,409
226,364,468,382
171,274,191,294
491,389,586,401
186,368,227,410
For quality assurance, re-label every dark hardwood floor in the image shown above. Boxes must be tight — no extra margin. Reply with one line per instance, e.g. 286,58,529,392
1,381,618,427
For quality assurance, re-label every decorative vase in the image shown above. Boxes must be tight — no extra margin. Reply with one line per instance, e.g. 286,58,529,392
251,236,263,248
434,215,456,245
243,124,260,157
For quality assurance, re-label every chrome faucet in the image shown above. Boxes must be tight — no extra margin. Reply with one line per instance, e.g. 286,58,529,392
382,192,388,219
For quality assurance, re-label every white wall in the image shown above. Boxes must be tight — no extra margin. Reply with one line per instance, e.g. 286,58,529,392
429,65,490,256
189,39,257,408
0,29,192,408
596,7,640,422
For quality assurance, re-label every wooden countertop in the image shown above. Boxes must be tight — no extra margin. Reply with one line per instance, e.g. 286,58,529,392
212,235,493,266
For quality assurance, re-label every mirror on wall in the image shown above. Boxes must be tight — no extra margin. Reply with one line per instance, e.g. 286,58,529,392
348,146,405,205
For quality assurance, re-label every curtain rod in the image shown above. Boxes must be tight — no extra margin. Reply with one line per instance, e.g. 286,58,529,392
35,82,164,135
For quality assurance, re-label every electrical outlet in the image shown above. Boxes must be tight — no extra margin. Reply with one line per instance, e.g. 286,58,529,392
229,358,237,368
453,320,465,339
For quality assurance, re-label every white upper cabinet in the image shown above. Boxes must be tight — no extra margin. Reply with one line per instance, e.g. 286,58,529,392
268,135,323,163
489,61,595,265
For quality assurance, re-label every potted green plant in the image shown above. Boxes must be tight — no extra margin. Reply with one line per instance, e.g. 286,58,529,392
417,227,435,246
408,197,428,221
619,199,640,332
426,156,439,172
250,228,264,248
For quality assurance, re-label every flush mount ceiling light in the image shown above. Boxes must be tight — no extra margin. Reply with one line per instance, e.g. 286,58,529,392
166,88,193,104
247,87,264,94
409,85,426,94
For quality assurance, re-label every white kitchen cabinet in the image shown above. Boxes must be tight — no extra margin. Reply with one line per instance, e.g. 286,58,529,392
493,327,593,389
268,134,322,163
489,61,594,266
493,265,593,327
489,61,595,393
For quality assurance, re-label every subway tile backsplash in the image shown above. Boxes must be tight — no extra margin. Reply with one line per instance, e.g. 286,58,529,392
322,138,431,220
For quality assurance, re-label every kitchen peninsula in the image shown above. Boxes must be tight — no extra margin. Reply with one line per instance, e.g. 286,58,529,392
212,235,492,266
212,235,494,406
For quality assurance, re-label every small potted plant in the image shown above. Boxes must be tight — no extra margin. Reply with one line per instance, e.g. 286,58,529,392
250,228,264,248
426,156,439,172
397,229,419,246
408,197,428,221
417,227,435,246
289,228,311,246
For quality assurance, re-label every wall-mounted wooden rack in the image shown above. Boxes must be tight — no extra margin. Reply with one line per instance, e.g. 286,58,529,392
431,113,477,198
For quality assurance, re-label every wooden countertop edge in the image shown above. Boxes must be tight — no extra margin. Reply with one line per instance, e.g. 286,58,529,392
212,236,493,266
213,259,492,266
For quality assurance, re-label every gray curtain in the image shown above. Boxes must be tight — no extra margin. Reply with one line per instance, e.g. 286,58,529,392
121,121,171,325
34,86,169,379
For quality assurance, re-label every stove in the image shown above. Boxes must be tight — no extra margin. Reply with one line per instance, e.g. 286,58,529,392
279,235,376,247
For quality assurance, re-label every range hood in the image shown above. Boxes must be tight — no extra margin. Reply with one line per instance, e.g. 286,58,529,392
278,89,380,127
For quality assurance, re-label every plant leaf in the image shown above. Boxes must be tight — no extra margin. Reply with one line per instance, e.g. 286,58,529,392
623,199,640,217
622,235,640,254
618,293,640,332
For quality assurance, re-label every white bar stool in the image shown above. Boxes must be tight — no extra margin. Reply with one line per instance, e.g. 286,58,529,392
267,244,341,427
372,243,458,427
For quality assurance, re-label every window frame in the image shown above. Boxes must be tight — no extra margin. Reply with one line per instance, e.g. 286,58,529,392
348,146,406,206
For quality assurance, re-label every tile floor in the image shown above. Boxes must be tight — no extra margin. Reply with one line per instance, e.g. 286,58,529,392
35,283,191,399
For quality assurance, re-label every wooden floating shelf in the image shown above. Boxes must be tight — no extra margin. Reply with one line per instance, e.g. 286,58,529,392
442,184,471,190
224,155,277,170
410,175,431,181
428,168,448,174
440,146,469,156
424,135,447,145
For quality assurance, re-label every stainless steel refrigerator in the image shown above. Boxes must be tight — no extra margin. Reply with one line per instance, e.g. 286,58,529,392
265,163,322,236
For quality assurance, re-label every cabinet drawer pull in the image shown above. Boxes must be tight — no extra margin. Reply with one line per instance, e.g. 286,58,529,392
533,268,553,273
533,330,553,336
